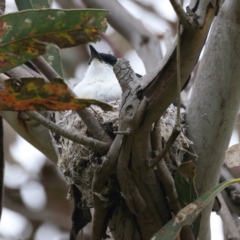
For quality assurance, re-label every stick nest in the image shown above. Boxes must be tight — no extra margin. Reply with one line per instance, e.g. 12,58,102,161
55,101,192,207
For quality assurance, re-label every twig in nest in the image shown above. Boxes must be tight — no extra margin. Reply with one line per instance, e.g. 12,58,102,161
25,111,109,155
92,192,109,202
113,129,132,135
149,126,181,167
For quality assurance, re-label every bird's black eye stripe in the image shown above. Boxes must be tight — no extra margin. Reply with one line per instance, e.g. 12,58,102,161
99,53,117,66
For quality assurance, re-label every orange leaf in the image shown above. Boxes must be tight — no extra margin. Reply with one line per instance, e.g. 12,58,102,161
0,78,112,111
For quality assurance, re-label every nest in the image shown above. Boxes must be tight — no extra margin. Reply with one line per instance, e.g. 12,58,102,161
55,101,192,207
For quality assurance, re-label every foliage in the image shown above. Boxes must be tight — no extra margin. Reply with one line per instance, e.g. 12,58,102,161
153,178,240,240
0,78,112,111
0,8,107,72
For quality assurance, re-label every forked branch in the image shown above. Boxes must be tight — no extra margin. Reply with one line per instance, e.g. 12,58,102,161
25,111,109,155
169,0,200,28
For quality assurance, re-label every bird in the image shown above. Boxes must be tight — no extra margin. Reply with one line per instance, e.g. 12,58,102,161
73,45,189,108
73,45,122,102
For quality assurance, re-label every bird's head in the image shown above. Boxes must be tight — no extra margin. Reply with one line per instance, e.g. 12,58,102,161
89,45,117,67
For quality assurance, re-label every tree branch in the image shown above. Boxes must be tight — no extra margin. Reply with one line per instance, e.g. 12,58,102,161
149,126,181,167
169,0,199,28
151,119,181,214
91,135,124,240
217,193,240,240
31,56,60,80
82,0,162,72
140,1,217,129
25,111,108,155
114,58,172,237
151,118,194,240
0,116,3,220
0,0,5,14
221,164,240,205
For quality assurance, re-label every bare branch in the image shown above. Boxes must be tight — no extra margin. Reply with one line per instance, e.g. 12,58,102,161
221,164,240,205
151,118,194,240
169,0,199,28
21,64,46,79
218,193,240,240
140,2,217,129
25,111,109,155
0,116,3,220
0,0,5,14
91,135,124,240
117,135,147,215
6,65,35,79
82,0,162,72
31,56,59,80
151,119,181,214
113,129,131,135
115,58,172,236
176,8,181,127
149,126,181,167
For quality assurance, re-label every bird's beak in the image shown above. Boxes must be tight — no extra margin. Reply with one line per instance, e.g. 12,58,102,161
89,45,103,62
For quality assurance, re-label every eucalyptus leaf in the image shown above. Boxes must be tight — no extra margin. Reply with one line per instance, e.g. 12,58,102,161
152,178,240,240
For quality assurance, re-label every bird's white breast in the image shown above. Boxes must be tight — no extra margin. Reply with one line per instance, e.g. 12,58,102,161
73,59,122,102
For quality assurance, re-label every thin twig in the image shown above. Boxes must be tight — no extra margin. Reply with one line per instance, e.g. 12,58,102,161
0,117,4,220
169,0,198,28
31,56,112,146
25,111,109,155
6,66,34,79
151,118,181,214
157,161,181,214
21,64,45,79
218,193,240,239
151,118,194,239
0,0,5,14
113,130,131,135
149,126,181,167
176,2,182,127
31,56,59,80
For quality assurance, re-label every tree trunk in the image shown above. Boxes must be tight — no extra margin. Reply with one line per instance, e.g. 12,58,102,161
186,1,240,239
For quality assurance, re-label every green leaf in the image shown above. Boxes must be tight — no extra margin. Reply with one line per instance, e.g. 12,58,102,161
15,0,49,10
0,39,46,72
175,161,200,238
0,9,108,48
175,161,197,207
0,9,107,72
15,0,63,79
43,44,63,78
152,178,240,240
15,1,33,11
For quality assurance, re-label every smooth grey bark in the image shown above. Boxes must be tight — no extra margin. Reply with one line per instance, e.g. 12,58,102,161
186,0,240,239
